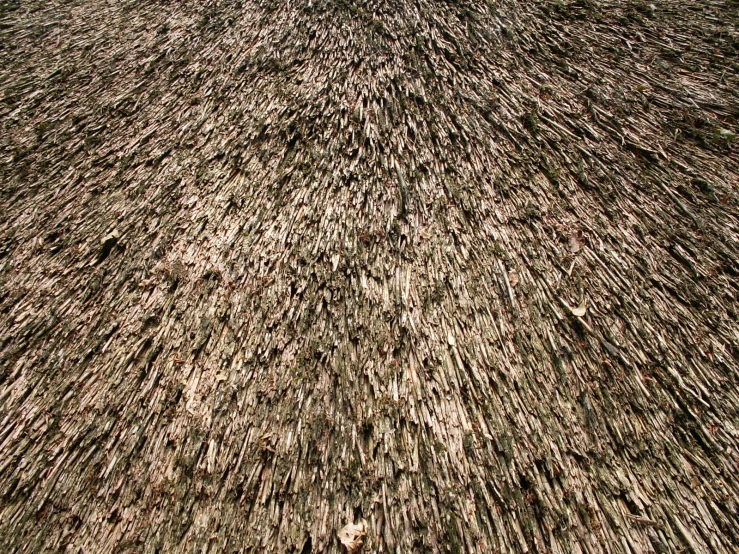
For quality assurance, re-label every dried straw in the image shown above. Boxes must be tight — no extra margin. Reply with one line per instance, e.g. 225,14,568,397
1,0,738,552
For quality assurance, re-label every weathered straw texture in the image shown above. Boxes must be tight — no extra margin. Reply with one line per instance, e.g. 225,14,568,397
1,0,738,552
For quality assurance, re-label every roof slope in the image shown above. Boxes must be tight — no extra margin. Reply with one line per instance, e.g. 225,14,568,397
1,0,738,552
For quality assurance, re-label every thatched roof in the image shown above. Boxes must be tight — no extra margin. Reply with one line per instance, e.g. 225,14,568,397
1,0,738,552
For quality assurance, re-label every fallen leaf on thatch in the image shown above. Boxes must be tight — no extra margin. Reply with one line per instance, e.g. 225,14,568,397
101,229,120,245
571,302,587,318
93,229,120,265
338,520,367,553
717,128,736,142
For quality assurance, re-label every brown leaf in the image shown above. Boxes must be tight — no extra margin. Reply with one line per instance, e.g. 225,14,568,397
338,520,367,553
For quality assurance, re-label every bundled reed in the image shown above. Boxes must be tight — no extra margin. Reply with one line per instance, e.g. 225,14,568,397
0,0,738,552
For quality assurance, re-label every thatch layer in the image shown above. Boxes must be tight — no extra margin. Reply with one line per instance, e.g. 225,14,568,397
1,0,738,552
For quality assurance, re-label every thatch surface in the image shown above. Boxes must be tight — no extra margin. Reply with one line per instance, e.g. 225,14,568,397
1,0,738,552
